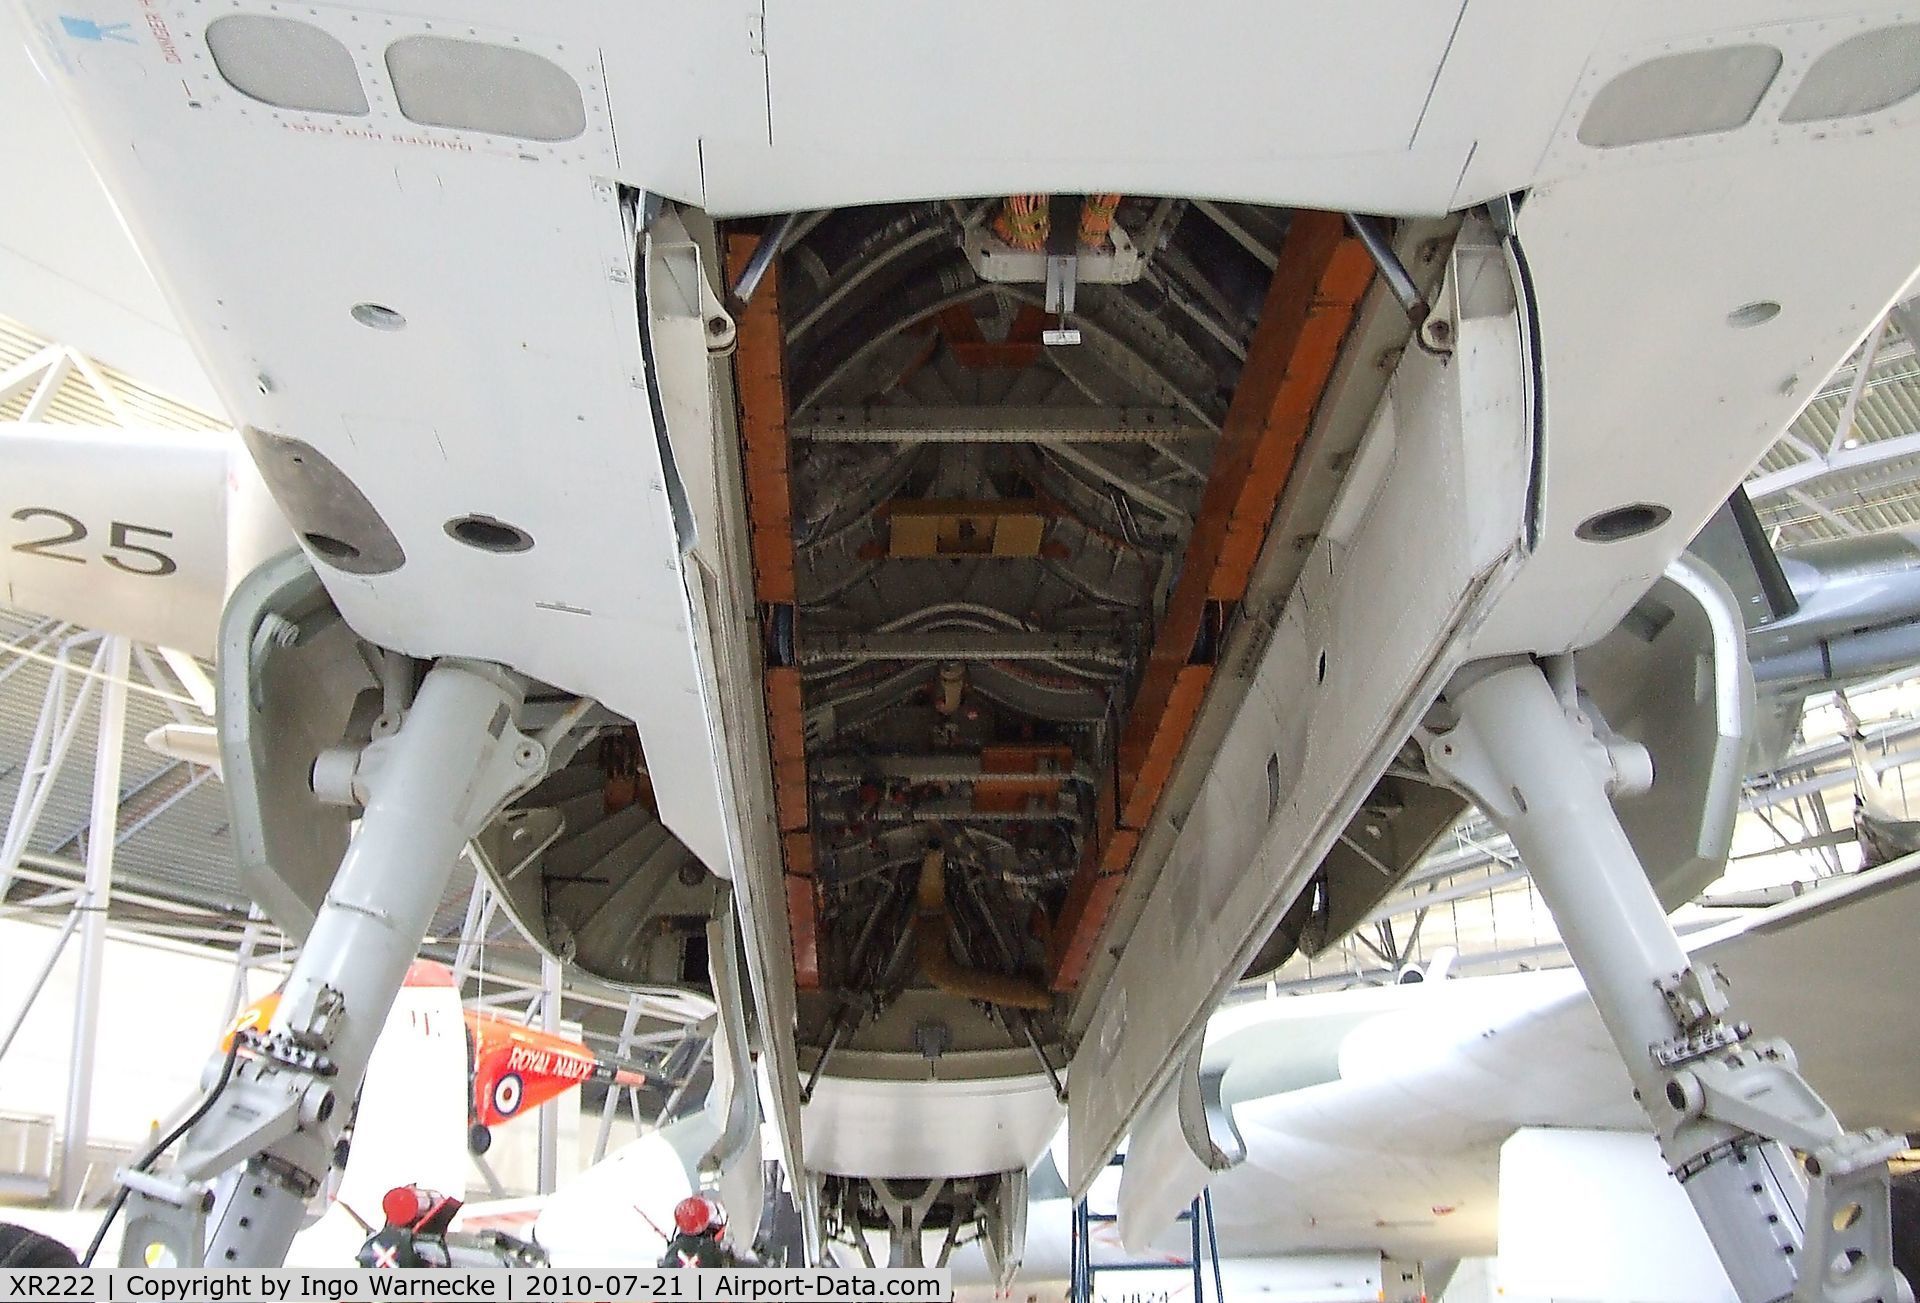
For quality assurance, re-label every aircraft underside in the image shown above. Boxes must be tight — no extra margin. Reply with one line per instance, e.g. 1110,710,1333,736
12,0,1920,1293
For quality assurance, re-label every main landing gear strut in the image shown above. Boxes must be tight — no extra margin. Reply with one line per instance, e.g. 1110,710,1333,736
115,659,549,1268
1426,659,1910,1303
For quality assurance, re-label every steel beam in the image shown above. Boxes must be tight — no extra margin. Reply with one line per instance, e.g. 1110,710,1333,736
1192,202,1277,270
220,905,267,1031
50,759,208,857
815,797,1075,824
58,635,129,1206
786,225,954,343
792,405,1202,444
0,345,67,405
0,630,197,708
0,619,67,693
1,638,105,906
20,353,74,423
814,754,1094,786
1042,441,1193,524
1783,486,1863,536
592,995,646,1163
1745,427,1920,498
447,868,497,991
12,852,254,922
0,909,83,1067
1830,317,1889,453
728,233,820,993
800,630,1128,666
155,646,218,717
537,954,562,1196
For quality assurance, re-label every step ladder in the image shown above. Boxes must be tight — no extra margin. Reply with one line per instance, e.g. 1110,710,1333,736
1071,1155,1225,1303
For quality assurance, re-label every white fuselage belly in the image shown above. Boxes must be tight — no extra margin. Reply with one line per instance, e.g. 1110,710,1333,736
14,0,1920,1190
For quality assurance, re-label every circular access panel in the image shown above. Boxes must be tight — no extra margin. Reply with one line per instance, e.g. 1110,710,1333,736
445,514,535,553
1575,502,1672,542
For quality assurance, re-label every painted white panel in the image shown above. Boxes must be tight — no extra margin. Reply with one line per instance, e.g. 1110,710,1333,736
693,1,1920,214
1474,17,1920,658
1413,1,1615,208
699,2,1470,216
11,0,737,874
1115,1070,1215,1254
1070,276,1534,1194
0,2,217,410
802,1072,1061,1179
1498,1128,1735,1303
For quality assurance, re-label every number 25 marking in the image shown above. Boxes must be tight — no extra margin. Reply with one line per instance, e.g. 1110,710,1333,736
10,508,179,576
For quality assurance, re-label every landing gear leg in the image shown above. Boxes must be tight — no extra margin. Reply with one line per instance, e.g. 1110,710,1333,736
874,1179,944,1268
1425,660,1910,1303
118,659,547,1267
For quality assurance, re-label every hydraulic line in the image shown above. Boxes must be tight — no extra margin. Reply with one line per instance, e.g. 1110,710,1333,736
913,848,1051,1010
83,1037,243,1265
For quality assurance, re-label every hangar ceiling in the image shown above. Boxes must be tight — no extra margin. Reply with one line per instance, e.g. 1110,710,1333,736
1750,308,1920,544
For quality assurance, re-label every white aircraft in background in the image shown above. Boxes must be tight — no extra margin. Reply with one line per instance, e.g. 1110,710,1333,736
1108,854,1920,1301
9,0,1920,1294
